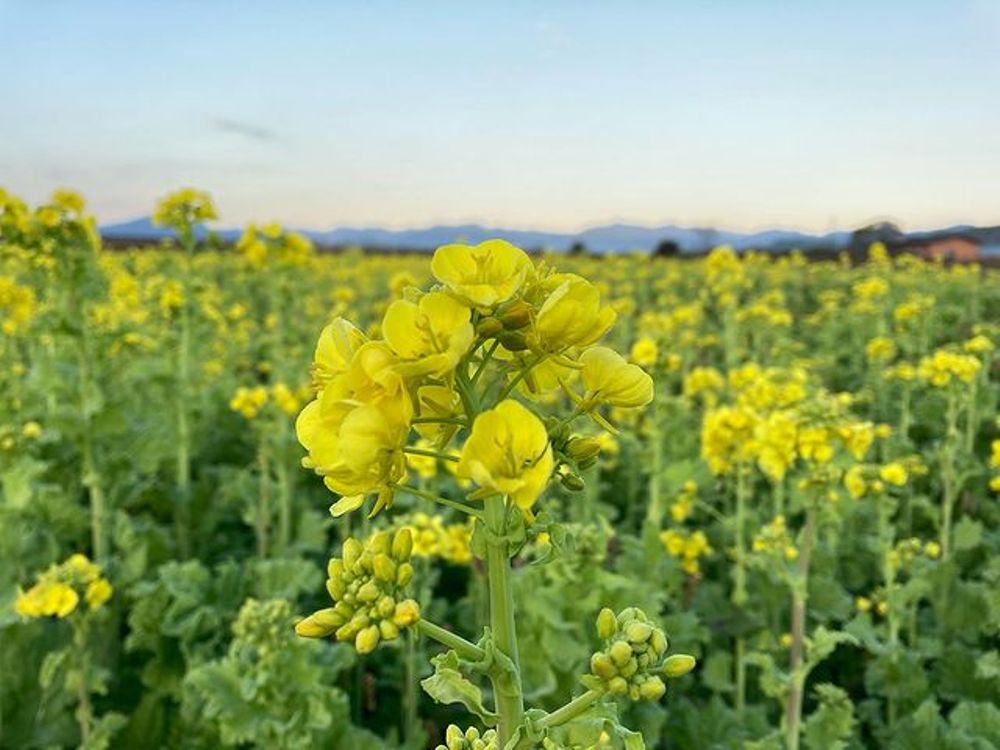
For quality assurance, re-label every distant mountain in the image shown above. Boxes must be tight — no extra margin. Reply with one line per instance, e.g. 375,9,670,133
102,218,998,255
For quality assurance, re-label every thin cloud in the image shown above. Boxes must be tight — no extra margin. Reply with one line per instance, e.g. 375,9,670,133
209,116,279,143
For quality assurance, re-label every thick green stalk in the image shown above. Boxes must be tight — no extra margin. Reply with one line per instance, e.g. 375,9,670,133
733,466,748,714
484,496,524,745
539,690,602,729
417,619,486,661
785,505,816,750
175,231,194,558
940,394,959,561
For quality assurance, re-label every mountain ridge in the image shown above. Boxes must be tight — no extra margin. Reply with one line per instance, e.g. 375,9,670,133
100,218,999,254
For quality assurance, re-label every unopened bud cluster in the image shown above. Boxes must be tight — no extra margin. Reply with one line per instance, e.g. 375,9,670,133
435,725,497,750
295,528,420,654
584,607,695,702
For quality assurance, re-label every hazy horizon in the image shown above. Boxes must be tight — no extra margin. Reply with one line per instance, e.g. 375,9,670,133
3,1,999,232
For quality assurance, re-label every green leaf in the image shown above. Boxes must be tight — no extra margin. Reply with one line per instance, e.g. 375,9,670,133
803,684,855,750
420,650,497,727
953,517,983,552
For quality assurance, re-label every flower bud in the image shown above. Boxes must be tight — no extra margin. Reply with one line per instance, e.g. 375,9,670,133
369,530,391,556
662,654,696,678
609,640,632,666
608,676,628,695
396,562,414,586
326,576,346,600
639,676,666,701
560,472,586,492
394,599,420,627
377,595,396,619
476,317,503,338
379,619,400,641
498,330,529,351
295,608,341,638
499,300,532,330
392,528,413,561
625,621,652,644
342,538,362,569
590,652,617,679
596,607,617,640
357,580,380,604
373,554,397,583
355,624,381,654
567,436,602,465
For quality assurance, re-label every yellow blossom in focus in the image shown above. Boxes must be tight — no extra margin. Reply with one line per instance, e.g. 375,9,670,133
579,346,654,409
456,399,554,513
431,239,532,308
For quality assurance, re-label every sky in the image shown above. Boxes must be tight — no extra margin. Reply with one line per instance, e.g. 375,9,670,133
1,1,998,233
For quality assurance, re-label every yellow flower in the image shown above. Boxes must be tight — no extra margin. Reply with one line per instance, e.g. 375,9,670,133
85,578,113,609
534,274,616,351
879,462,908,487
431,239,532,308
917,349,981,387
382,291,474,376
579,346,654,409
855,596,872,613
456,400,553,513
865,336,897,363
844,466,867,498
312,318,366,393
630,336,658,367
152,187,217,231
21,421,42,439
15,581,79,619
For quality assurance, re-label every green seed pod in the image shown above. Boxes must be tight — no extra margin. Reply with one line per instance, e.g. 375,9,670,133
373,553,397,583
591,652,617,679
392,527,413,561
663,654,696,678
342,538,363,569
639,676,666,701
397,562,414,587
625,621,653,643
355,624,381,654
609,640,633,667
596,607,617,640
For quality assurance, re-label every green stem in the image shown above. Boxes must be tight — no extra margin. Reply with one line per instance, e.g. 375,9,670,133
539,689,602,729
495,353,546,404
940,393,959,561
391,484,484,519
403,446,460,462
732,465,748,714
257,440,271,559
417,619,486,661
484,496,524,745
785,505,816,750
276,433,291,555
175,230,194,558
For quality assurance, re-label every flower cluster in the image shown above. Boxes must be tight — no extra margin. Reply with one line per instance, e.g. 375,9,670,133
917,349,981,387
235,223,313,268
751,515,798,561
296,239,653,519
151,188,217,232
0,275,37,335
659,528,713,575
15,554,113,619
230,382,306,420
398,512,473,564
295,529,420,654
584,607,695,701
435,725,498,750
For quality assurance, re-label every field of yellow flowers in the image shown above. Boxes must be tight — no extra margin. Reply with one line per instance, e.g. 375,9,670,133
1,188,998,750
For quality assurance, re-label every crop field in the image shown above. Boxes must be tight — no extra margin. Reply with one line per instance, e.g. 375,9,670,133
1,188,998,750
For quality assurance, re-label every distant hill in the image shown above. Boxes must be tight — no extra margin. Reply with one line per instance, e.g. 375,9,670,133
101,218,998,255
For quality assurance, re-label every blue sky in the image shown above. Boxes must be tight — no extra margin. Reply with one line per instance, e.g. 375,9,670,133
1,1,998,231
